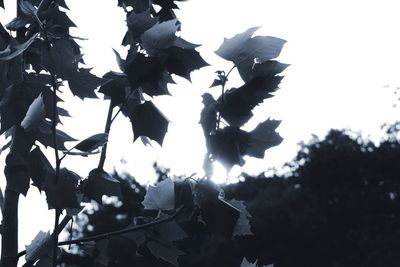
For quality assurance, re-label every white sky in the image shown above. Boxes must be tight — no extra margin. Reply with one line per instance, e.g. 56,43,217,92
1,0,400,255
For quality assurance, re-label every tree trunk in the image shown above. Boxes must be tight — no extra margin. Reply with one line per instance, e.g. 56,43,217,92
0,189,20,267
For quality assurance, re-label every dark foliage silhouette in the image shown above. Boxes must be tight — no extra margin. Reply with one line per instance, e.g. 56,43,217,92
0,0,286,266
224,125,400,267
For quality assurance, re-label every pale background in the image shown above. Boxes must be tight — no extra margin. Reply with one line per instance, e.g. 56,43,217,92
1,0,399,254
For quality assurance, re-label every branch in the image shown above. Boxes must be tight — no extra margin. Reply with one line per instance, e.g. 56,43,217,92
58,206,184,246
97,100,114,170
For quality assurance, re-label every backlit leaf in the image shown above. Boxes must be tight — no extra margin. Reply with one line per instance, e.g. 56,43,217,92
25,231,52,262
215,27,286,81
141,19,179,55
21,93,45,131
142,177,175,210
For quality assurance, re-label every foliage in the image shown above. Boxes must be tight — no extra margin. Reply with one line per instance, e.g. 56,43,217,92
224,126,400,267
0,0,286,266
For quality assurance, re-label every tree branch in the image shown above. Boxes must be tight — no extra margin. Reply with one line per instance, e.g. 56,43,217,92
97,100,114,170
58,205,184,246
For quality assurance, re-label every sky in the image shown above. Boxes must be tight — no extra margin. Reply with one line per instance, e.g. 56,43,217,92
1,0,400,255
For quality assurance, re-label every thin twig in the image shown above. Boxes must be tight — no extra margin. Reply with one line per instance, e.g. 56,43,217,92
58,205,184,246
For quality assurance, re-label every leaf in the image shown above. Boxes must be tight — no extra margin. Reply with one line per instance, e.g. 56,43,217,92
98,71,129,107
124,53,170,96
199,93,217,136
147,221,188,265
67,68,106,99
21,93,45,131
0,32,39,61
25,231,52,262
43,38,106,99
45,168,81,210
147,241,185,266
0,0,4,9
5,16,35,31
240,258,257,267
4,126,34,195
126,9,158,37
226,199,253,236
113,49,126,72
141,19,179,55
19,0,36,17
35,121,76,150
246,118,283,158
83,169,122,204
209,79,223,88
218,75,283,127
142,177,175,210
215,27,286,81
163,46,209,81
28,147,54,191
0,83,32,134
245,60,289,82
130,101,169,145
75,133,108,152
208,127,251,170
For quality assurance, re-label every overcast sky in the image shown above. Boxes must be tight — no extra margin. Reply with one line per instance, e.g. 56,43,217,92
1,0,400,253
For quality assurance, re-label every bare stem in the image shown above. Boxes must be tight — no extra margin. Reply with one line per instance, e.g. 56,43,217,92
98,101,114,170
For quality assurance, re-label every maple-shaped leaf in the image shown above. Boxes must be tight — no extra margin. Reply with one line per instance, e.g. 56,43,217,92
147,241,185,266
162,46,209,81
215,27,286,82
35,121,76,150
28,147,54,191
0,32,39,61
208,127,251,170
21,93,45,131
121,88,142,118
194,180,241,236
245,60,289,82
19,0,36,17
130,101,169,145
74,133,108,152
0,83,33,134
226,199,253,236
142,177,175,210
173,37,200,50
147,221,188,265
246,118,283,158
113,49,125,72
67,68,107,99
3,126,34,195
43,38,106,98
219,75,283,126
83,169,122,204
98,71,129,107
45,168,81,210
124,52,170,96
25,73,64,122
127,9,158,37
141,19,179,55
25,231,52,262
